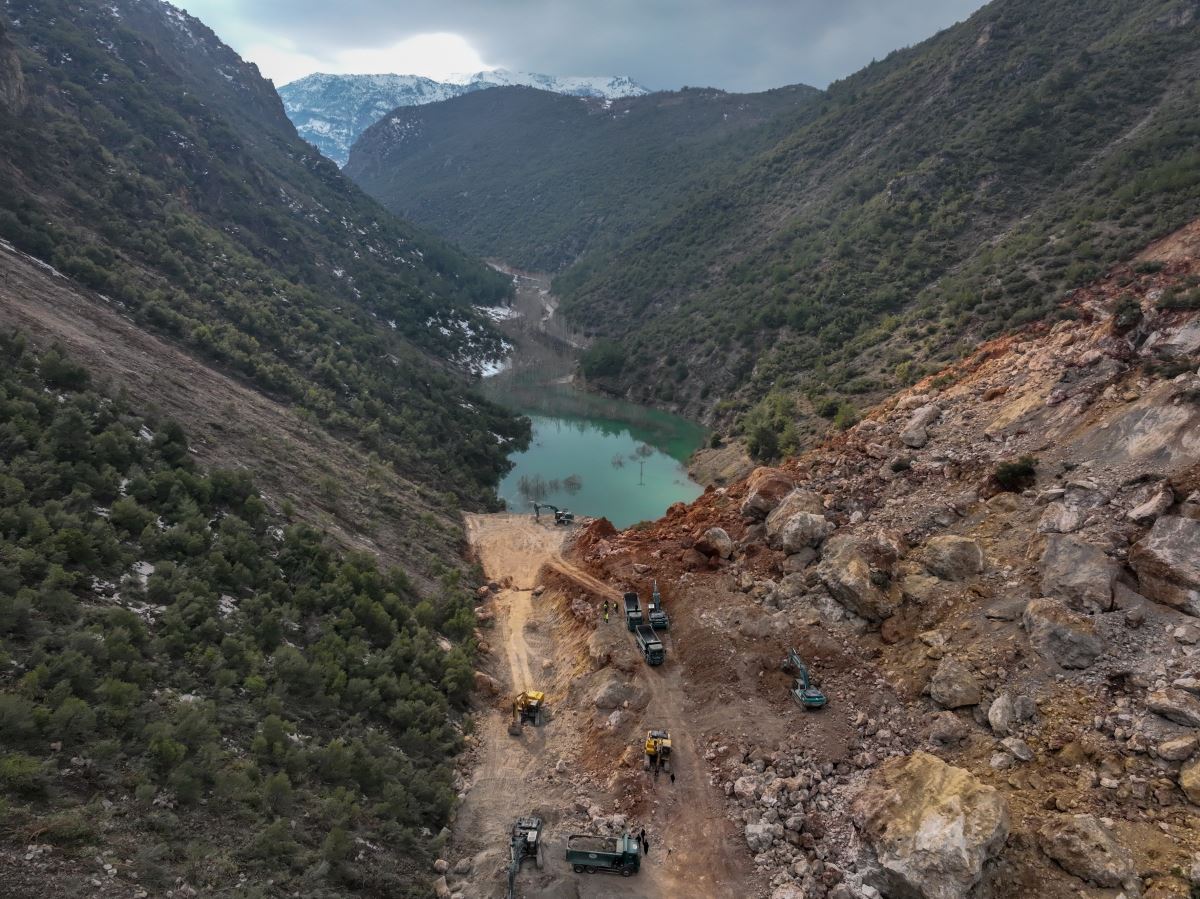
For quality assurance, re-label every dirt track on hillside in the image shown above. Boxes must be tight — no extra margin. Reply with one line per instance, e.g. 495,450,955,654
453,513,757,898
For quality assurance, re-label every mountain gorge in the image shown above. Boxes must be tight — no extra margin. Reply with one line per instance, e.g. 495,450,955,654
0,1,529,892
280,69,649,166
345,0,1200,449
2,0,1200,896
346,83,821,271
0,0,528,514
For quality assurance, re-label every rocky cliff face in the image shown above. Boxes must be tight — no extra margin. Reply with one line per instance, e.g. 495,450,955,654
572,221,1200,898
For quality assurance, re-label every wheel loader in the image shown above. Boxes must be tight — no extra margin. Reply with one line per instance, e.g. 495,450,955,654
509,690,545,735
643,729,672,775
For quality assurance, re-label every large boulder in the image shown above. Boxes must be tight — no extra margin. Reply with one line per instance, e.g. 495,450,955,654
817,534,903,622
1037,814,1138,891
1023,598,1103,669
1127,484,1174,525
1157,733,1199,762
745,821,781,853
1039,535,1120,611
930,656,982,709
1146,689,1200,728
1130,516,1200,616
741,468,795,520
987,693,1016,736
851,752,1009,899
774,512,834,555
1037,482,1110,533
766,489,825,535
696,527,734,559
473,672,499,696
901,404,942,449
1181,757,1200,804
590,669,647,710
923,536,986,581
1036,502,1087,534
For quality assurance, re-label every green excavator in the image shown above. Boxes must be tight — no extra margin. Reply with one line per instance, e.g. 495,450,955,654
532,502,575,526
785,648,827,710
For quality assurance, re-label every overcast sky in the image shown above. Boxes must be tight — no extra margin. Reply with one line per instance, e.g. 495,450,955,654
175,0,989,91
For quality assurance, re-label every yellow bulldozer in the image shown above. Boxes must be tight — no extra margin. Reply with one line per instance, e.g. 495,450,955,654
643,729,672,775
509,690,545,735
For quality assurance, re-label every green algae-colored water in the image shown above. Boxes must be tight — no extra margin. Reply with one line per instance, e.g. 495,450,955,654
483,377,707,529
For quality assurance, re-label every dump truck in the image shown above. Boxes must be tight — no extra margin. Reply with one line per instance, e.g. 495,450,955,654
634,624,664,666
565,833,641,876
509,690,546,734
647,580,669,630
506,816,544,898
644,729,672,774
784,648,827,709
623,591,644,632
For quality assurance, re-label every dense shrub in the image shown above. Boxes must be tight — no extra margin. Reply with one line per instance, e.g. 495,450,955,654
0,334,476,890
991,456,1039,493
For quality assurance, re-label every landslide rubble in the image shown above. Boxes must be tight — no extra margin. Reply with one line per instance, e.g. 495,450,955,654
572,223,1200,898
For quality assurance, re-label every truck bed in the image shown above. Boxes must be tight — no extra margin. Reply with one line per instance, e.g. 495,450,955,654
567,834,620,854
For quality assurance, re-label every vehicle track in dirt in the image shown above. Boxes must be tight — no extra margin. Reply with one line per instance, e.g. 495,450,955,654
455,513,755,899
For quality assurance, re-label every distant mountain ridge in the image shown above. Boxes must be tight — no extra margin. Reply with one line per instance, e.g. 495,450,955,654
280,69,649,165
345,83,821,271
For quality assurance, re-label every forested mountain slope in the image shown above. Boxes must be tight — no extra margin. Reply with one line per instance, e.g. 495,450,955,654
345,84,821,271
0,334,479,896
554,0,1200,436
0,0,528,507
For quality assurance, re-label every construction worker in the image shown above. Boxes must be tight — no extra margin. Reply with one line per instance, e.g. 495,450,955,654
602,599,610,624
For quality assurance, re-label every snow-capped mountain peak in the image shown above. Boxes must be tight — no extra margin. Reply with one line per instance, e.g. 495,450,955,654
278,70,649,166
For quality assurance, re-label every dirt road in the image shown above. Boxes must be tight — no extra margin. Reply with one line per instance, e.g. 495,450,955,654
453,514,755,899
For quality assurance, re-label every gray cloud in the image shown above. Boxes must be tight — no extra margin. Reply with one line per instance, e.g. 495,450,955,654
188,0,990,92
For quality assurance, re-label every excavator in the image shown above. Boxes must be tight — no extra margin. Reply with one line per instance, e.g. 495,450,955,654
643,729,672,775
506,816,545,898
784,648,827,710
532,502,575,526
509,690,545,735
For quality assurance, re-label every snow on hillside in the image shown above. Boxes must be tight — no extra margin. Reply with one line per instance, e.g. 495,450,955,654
279,70,649,166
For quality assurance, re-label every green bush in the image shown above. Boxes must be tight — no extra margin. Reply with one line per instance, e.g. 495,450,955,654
40,809,96,846
832,402,859,430
579,340,625,379
0,753,47,797
991,456,1038,493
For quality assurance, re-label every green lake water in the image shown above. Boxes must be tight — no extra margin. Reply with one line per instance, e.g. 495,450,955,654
483,377,707,529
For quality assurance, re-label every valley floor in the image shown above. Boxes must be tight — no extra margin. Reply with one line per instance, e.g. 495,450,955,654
448,513,760,898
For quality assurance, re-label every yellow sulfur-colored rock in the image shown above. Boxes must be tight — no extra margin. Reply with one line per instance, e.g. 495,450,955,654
851,751,1009,899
